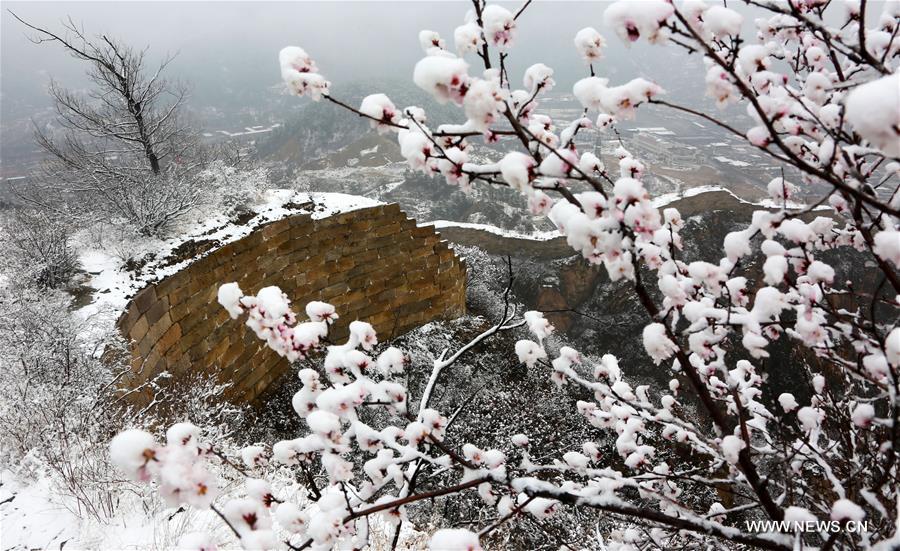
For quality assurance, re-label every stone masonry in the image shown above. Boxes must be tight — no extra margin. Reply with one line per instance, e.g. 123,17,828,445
116,203,467,405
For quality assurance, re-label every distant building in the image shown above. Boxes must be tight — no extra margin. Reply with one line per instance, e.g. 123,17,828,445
631,133,702,167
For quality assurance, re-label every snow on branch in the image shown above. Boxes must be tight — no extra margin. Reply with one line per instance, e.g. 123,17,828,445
112,0,900,548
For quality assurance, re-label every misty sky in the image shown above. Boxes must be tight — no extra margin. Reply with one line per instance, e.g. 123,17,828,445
2,1,701,118
3,1,891,121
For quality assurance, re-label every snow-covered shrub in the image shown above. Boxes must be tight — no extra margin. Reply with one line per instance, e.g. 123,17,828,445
0,285,248,524
113,1,899,549
129,174,206,236
1,209,78,289
197,161,271,218
454,245,518,316
0,289,131,519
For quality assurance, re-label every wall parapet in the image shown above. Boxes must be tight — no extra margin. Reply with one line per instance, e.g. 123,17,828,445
117,203,466,404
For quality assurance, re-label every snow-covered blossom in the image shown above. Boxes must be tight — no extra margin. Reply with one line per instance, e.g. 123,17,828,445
481,5,516,49
778,393,799,413
845,73,900,157
720,435,746,464
812,374,825,394
797,406,824,432
723,231,752,262
225,285,332,362
766,177,796,202
464,76,506,132
887,328,900,367
806,261,835,285
109,429,156,481
573,76,663,119
527,189,553,214
737,44,770,74
279,46,329,99
419,30,446,52
603,1,674,43
348,320,377,350
763,254,788,285
398,129,435,170
241,446,267,468
574,27,605,63
525,498,559,519
306,301,339,324
851,403,876,428
539,147,578,178
111,426,221,509
524,311,554,343
747,125,771,146
454,21,483,55
413,56,470,104
704,6,743,37
643,323,678,365
218,282,244,319
873,231,900,267
167,422,201,449
376,346,406,376
224,498,271,534
804,72,832,105
246,478,276,508
275,502,309,534
515,339,547,367
359,94,401,133
706,65,735,107
523,63,554,93
563,450,590,469
595,113,616,129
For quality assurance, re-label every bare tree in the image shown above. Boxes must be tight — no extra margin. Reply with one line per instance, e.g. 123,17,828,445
10,12,205,235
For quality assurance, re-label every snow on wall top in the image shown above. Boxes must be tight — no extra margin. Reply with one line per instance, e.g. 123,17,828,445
428,186,833,245
76,191,381,322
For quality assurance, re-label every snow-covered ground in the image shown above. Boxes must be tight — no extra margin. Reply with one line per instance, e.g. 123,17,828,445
713,155,751,167
0,469,228,550
1,466,425,550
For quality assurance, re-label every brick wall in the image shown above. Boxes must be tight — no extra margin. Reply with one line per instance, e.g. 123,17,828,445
116,203,466,404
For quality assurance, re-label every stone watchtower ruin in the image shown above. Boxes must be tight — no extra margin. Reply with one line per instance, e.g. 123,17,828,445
116,203,466,405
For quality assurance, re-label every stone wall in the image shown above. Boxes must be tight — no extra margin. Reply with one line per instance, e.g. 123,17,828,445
116,203,466,404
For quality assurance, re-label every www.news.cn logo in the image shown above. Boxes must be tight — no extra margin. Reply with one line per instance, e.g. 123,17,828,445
746,520,869,534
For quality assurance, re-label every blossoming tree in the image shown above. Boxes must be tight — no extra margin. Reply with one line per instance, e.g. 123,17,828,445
111,1,899,549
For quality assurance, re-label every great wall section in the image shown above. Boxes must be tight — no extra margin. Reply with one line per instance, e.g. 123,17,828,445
116,203,467,405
